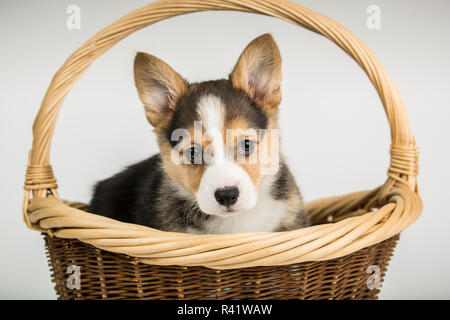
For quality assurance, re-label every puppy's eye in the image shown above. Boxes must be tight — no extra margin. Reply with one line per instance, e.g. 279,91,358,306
184,146,202,164
237,139,255,156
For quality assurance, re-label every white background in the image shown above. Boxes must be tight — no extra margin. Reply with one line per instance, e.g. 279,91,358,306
1,0,449,299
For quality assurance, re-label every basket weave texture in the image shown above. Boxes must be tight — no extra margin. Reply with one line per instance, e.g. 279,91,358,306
23,0,421,299
45,233,399,300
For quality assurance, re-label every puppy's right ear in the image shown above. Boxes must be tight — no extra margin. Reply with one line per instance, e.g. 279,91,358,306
134,52,187,127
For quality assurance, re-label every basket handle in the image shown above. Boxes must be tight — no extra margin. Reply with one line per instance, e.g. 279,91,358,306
23,0,418,226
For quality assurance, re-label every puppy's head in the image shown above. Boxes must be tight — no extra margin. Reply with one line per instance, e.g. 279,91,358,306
134,34,282,217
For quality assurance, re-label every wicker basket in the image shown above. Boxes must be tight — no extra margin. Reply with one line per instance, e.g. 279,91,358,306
23,0,422,300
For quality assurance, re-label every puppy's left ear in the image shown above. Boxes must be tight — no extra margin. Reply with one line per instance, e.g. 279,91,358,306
230,33,282,110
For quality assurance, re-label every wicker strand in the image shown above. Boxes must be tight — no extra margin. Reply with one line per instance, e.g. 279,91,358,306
24,165,58,191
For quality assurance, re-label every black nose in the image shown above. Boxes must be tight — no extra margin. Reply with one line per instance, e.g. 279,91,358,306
214,187,239,207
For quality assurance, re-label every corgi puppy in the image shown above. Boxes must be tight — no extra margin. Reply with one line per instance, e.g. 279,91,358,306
90,34,309,234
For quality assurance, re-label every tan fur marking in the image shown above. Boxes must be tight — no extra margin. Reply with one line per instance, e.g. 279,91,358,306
280,194,304,230
226,118,262,187
158,133,205,195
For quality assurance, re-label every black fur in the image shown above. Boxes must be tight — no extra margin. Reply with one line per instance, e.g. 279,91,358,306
90,155,161,227
271,161,292,200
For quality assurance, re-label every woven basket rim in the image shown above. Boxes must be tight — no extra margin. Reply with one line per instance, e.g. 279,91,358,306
23,0,422,270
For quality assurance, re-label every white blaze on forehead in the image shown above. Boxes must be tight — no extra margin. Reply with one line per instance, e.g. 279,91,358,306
197,94,226,163
197,94,225,131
